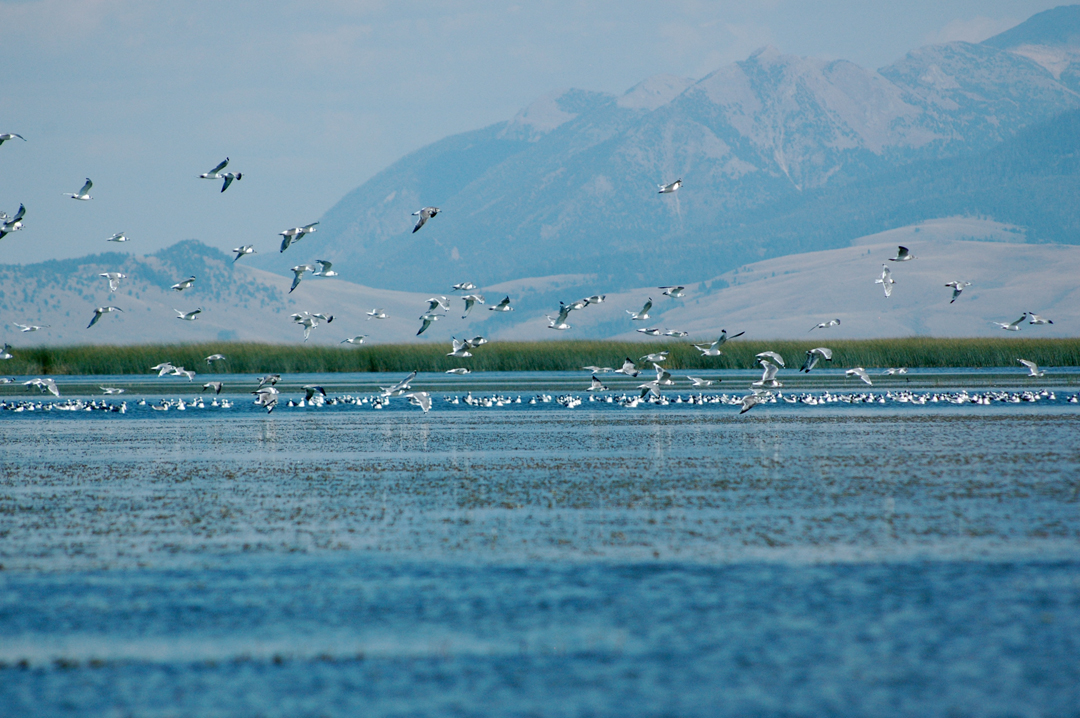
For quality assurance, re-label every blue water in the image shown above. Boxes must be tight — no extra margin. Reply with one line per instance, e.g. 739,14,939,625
2,371,1079,716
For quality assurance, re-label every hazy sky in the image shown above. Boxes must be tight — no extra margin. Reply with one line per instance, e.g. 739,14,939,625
0,0,1066,266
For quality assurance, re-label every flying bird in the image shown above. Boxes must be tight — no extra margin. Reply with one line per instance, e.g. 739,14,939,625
846,367,873,385
1027,312,1054,325
65,178,93,200
1018,358,1046,377
993,314,1026,331
694,330,745,356
945,281,970,303
253,386,279,413
0,133,26,146
453,281,477,292
87,306,122,328
232,245,256,261
417,313,440,336
312,259,337,277
547,303,572,330
660,286,685,298
810,318,840,332
380,370,417,397
636,327,662,336
489,296,513,312
341,335,367,345
687,376,716,387
219,172,242,193
627,298,652,321
800,347,833,373
366,308,387,320
739,391,766,414
175,308,202,321
412,206,440,233
303,385,327,402
658,179,682,194
25,377,60,397
889,246,916,261
406,391,432,412
199,158,229,179
663,329,689,337
756,351,785,367
205,354,226,365
203,381,224,394
461,294,485,318
0,344,13,360
640,351,668,363
107,232,127,243
171,276,196,291
753,361,782,388
447,338,473,358
446,367,470,375
279,223,319,252
289,264,314,293
0,204,26,239
587,375,608,392
256,374,281,389
875,264,895,298
615,357,639,378
13,323,48,332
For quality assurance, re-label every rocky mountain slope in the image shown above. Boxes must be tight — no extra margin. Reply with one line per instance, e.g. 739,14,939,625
258,6,1080,292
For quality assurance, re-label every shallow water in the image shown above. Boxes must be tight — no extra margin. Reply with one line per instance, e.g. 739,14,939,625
2,371,1079,716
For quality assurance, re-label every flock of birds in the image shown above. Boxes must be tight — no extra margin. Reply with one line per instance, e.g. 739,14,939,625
0,135,1064,413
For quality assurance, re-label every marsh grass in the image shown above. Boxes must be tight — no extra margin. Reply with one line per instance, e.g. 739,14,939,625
3,338,1078,376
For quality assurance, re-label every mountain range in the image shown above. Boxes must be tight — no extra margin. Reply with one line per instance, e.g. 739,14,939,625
255,5,1080,295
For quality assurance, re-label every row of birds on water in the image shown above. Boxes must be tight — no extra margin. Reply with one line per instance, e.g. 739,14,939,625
3,387,1074,416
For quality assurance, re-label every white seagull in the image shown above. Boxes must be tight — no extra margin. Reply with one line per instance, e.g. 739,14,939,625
406,391,432,412
461,294,486,318
172,276,196,291
88,306,122,328
25,377,60,397
279,223,319,252
636,327,662,336
1027,312,1054,325
615,357,639,377
753,361,782,388
993,314,1026,331
65,178,93,200
660,286,685,298
658,179,682,194
756,351,785,367
663,329,689,337
14,323,48,332
366,308,388,320
199,158,229,179
875,264,895,298
447,338,473,358
107,232,127,243
695,330,745,356
341,336,367,345
800,347,833,373
846,367,873,385
312,259,337,278
640,351,668,363
627,298,652,321
945,281,970,303
290,264,314,293
1018,358,1046,377
687,376,716,387
587,375,608,392
417,313,440,336
453,281,477,292
380,370,417,397
412,207,440,233
810,318,840,332
205,354,226,365
0,344,13,360
889,245,916,261
175,308,202,321
0,132,26,146
489,296,513,312
426,296,449,312
232,245,256,261
218,172,242,193
100,272,126,292
446,368,470,375
0,204,25,239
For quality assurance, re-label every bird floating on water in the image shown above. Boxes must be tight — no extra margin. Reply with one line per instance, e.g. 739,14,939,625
412,207,440,233
65,178,93,200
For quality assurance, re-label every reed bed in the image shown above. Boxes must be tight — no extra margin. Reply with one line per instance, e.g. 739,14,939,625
3,338,1079,376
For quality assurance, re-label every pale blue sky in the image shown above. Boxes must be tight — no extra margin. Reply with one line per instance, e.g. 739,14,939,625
0,0,1066,265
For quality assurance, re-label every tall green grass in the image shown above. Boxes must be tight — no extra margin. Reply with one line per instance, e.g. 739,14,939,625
3,338,1079,375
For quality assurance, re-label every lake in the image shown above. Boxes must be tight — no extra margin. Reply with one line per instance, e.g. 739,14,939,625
2,370,1079,716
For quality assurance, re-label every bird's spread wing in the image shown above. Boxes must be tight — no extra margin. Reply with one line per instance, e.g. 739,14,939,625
207,158,228,175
